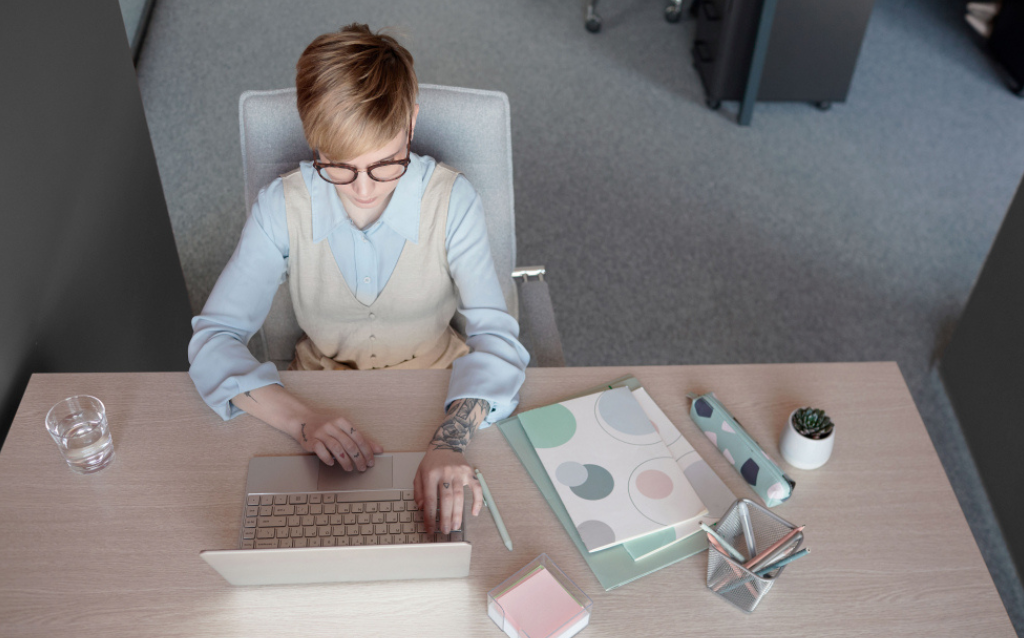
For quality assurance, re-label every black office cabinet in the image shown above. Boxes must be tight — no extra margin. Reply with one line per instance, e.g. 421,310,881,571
988,0,1024,94
940,171,1024,586
693,0,875,108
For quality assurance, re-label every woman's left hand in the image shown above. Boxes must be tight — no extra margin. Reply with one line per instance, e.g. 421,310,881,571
413,448,483,534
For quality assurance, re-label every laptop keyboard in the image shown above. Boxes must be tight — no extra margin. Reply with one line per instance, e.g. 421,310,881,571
240,489,464,549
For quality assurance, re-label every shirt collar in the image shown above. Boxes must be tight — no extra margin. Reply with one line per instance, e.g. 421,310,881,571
304,153,425,244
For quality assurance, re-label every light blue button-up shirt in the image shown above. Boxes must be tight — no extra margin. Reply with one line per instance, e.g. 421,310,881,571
188,153,529,425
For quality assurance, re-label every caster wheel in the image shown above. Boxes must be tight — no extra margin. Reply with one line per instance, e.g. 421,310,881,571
815,101,832,111
706,98,721,110
665,5,683,22
585,16,602,33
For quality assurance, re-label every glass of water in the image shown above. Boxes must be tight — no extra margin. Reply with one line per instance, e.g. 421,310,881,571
45,395,115,473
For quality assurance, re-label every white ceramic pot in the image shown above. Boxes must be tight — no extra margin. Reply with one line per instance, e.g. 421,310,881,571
779,409,834,470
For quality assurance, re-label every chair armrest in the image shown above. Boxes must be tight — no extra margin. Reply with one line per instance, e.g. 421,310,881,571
513,266,566,367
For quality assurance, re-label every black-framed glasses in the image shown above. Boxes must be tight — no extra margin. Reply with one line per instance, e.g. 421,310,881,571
313,118,413,186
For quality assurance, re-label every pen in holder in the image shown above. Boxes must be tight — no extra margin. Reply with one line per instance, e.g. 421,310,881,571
706,499,803,612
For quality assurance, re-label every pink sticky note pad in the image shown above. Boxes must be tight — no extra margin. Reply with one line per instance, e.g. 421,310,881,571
495,567,584,638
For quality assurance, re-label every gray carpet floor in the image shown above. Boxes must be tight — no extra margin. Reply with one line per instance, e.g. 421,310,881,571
135,0,1024,631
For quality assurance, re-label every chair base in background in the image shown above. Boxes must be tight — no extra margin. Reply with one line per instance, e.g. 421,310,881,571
585,0,687,33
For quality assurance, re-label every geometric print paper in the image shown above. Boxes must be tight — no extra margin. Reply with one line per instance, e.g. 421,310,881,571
620,388,727,560
519,386,708,553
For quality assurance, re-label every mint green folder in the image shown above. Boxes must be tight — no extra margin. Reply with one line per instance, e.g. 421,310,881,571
497,376,708,591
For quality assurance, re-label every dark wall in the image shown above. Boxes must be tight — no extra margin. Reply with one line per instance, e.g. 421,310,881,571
0,1,193,443
941,172,1024,580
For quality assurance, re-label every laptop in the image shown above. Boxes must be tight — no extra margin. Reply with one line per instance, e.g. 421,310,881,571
200,452,472,586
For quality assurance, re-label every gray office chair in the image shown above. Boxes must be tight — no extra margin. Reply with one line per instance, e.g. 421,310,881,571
238,85,565,369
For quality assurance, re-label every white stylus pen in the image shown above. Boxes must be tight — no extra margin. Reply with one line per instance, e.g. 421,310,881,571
475,468,513,551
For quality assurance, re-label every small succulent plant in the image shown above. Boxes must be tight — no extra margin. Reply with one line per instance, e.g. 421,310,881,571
792,407,834,440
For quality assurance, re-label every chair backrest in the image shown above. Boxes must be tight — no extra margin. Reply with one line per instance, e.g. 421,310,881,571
239,85,518,364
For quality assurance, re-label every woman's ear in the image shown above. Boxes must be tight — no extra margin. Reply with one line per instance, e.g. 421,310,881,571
410,104,420,142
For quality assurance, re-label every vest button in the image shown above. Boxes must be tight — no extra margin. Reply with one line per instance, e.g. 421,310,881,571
369,335,376,341
369,313,375,320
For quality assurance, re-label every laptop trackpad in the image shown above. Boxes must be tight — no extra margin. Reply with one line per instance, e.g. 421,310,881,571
317,455,395,491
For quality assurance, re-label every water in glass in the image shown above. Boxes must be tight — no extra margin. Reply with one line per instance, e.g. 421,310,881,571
59,414,114,472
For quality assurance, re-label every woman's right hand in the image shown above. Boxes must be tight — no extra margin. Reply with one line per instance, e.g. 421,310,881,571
294,414,383,471
231,385,383,472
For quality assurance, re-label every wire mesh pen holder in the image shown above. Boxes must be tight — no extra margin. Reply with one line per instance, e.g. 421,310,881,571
706,498,803,612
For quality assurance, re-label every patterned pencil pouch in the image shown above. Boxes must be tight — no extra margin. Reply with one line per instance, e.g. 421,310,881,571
687,393,795,508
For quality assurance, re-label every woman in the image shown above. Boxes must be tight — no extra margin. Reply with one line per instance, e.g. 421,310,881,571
188,24,529,536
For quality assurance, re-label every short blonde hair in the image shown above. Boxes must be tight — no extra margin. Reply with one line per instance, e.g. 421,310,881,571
296,24,417,161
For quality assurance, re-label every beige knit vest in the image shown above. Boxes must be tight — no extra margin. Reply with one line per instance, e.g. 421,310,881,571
283,164,470,371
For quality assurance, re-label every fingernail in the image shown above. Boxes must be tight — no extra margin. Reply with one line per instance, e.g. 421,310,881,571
368,461,374,467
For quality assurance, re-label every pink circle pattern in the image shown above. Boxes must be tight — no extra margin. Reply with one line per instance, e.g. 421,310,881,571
635,469,674,500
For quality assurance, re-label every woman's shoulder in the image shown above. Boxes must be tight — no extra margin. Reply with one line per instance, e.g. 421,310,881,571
251,162,318,215
247,162,318,251
412,153,477,199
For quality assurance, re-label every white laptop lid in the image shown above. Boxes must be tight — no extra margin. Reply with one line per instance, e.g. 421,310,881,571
201,542,472,586
200,452,472,586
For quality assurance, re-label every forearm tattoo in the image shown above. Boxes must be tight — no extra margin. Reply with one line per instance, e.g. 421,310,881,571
429,398,490,453
300,423,308,442
244,391,258,404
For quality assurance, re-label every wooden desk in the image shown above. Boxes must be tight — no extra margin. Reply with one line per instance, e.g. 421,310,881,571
0,364,1014,637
